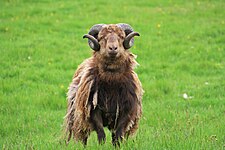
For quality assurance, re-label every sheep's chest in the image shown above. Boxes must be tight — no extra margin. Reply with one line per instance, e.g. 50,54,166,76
97,81,124,129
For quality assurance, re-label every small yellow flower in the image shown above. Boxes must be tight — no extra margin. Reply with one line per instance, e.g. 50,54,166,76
60,85,64,89
157,24,161,28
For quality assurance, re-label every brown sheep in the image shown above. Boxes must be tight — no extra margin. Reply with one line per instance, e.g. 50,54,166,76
64,23,143,146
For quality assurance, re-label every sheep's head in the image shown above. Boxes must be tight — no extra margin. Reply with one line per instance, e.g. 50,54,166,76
83,24,140,59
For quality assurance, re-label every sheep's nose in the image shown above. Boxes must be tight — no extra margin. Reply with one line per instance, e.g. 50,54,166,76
108,45,118,56
109,45,118,51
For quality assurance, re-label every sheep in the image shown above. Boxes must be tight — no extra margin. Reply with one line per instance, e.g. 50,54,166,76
64,23,143,146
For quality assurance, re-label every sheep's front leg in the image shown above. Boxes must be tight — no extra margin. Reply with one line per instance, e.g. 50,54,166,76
112,113,130,146
91,108,106,144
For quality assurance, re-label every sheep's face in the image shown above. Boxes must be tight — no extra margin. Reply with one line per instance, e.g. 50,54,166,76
98,25,126,59
83,23,140,62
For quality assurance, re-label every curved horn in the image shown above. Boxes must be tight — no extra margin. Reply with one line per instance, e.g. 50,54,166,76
117,23,140,49
123,32,140,49
83,34,100,51
83,24,105,51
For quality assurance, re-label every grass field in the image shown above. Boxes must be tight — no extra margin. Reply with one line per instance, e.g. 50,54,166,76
1,0,225,149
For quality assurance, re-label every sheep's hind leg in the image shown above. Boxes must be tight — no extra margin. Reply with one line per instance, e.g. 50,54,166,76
91,109,106,144
82,136,88,146
112,132,121,147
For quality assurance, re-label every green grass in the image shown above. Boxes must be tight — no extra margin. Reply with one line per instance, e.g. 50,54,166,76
1,0,225,149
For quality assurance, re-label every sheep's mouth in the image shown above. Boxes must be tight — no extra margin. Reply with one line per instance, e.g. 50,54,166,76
109,53,117,58
108,52,118,58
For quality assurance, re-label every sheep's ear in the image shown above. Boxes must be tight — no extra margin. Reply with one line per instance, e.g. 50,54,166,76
83,34,100,51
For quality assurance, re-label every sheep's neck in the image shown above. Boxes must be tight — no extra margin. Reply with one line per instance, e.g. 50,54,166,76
92,52,137,81
98,57,131,74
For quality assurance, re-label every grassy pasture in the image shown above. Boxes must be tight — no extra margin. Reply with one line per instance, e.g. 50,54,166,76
0,0,225,149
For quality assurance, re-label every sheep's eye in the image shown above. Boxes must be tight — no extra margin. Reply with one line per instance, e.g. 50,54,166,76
103,37,108,42
98,36,103,41
118,35,125,39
